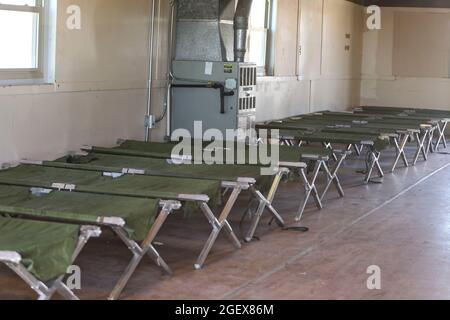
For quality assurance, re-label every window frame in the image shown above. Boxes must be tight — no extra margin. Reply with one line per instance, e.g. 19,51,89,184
0,0,52,84
247,0,275,77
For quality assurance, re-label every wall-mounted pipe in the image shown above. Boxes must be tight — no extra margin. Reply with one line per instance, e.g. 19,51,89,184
166,0,176,139
145,0,157,142
234,0,253,62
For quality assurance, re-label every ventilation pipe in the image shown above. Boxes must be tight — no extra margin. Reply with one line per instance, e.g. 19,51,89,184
144,0,157,142
234,0,253,62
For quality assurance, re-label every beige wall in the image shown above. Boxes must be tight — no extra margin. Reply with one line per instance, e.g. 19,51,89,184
361,7,450,110
0,0,170,165
257,0,364,122
0,0,367,164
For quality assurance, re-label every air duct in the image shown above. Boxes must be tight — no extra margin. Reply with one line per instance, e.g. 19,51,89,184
234,0,253,62
175,0,226,61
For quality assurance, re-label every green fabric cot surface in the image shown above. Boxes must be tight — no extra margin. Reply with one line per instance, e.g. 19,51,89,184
320,111,441,124
68,142,334,192
320,126,398,136
359,106,450,118
258,117,426,132
0,216,80,282
258,122,402,139
54,153,275,193
259,122,377,141
0,185,160,242
349,111,443,122
90,140,328,165
303,114,433,127
257,123,390,152
283,114,426,127
0,165,221,215
290,131,390,152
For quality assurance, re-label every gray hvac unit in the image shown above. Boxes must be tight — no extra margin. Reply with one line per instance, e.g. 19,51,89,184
171,61,257,139
168,0,256,140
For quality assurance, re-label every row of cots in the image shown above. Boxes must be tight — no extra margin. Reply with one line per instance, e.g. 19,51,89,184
0,106,448,299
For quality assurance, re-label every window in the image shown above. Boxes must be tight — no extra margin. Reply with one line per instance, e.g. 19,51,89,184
247,0,274,76
0,0,55,84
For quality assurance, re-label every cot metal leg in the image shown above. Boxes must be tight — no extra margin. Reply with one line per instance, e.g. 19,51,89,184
281,138,294,147
428,128,436,154
413,132,428,165
364,151,383,184
45,226,101,300
3,261,53,300
245,169,287,243
426,128,435,155
296,162,323,222
320,152,347,201
195,187,242,270
391,134,409,173
108,201,179,300
322,142,338,161
1,226,101,301
435,121,448,151
51,280,80,300
353,144,362,156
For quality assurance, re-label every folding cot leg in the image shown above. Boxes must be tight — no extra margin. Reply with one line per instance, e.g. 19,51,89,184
364,151,383,184
111,227,171,277
426,128,436,155
195,187,242,270
435,121,448,150
359,144,365,154
413,132,428,165
296,162,323,222
1,261,55,300
390,134,409,173
281,138,294,146
1,226,101,301
320,152,347,201
244,169,287,243
322,142,338,161
353,144,362,156
49,280,80,300
108,201,179,300
45,226,102,300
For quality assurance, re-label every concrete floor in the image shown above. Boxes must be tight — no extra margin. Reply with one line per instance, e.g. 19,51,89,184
1,144,450,300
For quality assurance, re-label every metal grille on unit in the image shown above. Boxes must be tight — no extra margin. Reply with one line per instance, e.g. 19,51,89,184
238,66,257,112
239,96,256,111
239,66,257,86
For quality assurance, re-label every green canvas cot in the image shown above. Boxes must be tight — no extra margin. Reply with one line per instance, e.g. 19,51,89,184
86,139,329,166
82,140,350,221
0,216,80,282
0,164,221,214
0,165,243,274
81,140,350,223
357,106,450,118
0,184,181,300
0,184,162,241
304,112,436,127
0,216,100,300
354,106,449,151
257,118,392,183
55,152,274,192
